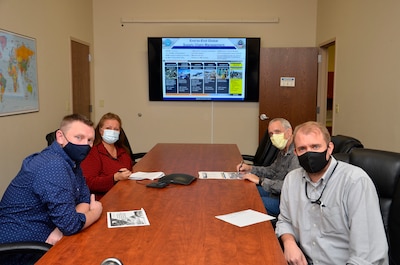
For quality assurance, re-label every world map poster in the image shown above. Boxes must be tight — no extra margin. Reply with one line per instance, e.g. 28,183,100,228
0,29,38,116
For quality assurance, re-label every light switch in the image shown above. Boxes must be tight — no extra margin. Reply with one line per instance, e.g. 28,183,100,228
99,100,104,107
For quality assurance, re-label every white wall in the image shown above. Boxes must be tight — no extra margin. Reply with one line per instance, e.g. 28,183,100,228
92,0,318,155
0,0,93,195
3,1,400,197
316,1,400,152
0,0,320,196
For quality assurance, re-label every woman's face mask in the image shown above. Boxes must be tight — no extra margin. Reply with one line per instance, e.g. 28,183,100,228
102,129,120,144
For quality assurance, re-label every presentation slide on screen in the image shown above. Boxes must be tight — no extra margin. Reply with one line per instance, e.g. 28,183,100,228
162,38,247,100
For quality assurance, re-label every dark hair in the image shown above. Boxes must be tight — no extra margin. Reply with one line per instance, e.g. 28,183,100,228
60,113,94,132
93,112,131,154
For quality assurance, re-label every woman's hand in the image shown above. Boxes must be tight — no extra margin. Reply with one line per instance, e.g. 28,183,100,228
114,168,132,181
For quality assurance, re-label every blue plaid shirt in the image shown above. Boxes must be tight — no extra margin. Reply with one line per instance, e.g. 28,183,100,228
0,141,90,243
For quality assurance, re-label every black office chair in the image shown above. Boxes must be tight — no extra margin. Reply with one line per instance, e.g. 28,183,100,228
331,134,364,154
0,241,52,265
242,129,279,167
119,128,146,162
347,148,400,265
46,129,146,163
45,130,57,146
331,134,364,163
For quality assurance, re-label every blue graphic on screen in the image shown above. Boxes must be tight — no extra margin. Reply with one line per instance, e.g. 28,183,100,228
161,38,246,101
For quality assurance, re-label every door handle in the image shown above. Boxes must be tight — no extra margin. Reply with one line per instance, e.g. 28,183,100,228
259,114,269,120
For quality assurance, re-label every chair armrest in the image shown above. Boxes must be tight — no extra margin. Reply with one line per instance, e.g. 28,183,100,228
332,153,350,163
0,241,52,255
132,152,147,161
242,154,255,163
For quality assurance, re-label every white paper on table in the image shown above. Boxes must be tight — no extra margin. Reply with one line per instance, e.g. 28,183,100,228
198,171,243,179
129,171,165,180
215,209,275,227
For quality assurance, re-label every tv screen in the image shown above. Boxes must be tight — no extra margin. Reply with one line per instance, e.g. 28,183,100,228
148,37,260,102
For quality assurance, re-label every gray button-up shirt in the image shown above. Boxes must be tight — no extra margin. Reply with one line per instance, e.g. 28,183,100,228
276,157,389,265
251,142,300,195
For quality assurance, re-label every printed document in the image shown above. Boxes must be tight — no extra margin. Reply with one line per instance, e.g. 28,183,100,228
198,171,243,179
107,208,150,228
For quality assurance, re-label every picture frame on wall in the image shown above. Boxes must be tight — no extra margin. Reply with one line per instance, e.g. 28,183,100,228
0,28,39,117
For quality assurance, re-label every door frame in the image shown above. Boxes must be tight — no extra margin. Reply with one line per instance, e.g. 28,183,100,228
317,38,336,134
70,38,92,120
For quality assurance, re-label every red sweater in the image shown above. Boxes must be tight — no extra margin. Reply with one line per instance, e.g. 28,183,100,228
81,143,132,200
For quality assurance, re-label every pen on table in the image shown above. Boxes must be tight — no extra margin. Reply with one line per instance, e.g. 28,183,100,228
238,160,244,173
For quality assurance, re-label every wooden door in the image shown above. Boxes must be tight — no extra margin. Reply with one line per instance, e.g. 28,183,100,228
71,40,91,119
258,47,318,141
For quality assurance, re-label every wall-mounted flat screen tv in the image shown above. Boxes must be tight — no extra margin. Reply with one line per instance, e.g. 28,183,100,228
148,37,261,102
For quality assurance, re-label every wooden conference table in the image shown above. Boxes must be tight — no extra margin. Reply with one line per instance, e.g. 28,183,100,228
37,143,286,265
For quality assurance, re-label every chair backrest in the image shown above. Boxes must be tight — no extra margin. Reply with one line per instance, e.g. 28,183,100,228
120,127,133,156
253,129,279,167
46,130,57,146
331,134,364,154
120,128,146,162
348,148,400,265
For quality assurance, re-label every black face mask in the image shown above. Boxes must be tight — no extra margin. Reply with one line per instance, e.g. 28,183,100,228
61,131,91,163
298,149,330,173
63,142,91,163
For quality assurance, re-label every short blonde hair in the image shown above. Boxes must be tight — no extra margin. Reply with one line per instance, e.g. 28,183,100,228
293,121,331,145
60,113,93,132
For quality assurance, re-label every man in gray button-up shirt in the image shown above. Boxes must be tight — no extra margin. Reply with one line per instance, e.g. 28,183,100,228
276,121,388,265
237,118,300,216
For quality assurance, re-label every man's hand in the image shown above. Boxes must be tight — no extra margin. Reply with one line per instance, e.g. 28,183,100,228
76,202,89,213
45,227,63,245
89,194,102,218
236,162,252,173
242,173,260,184
82,194,103,229
281,234,308,265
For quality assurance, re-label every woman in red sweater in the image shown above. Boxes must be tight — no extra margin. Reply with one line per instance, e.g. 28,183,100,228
81,112,133,200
